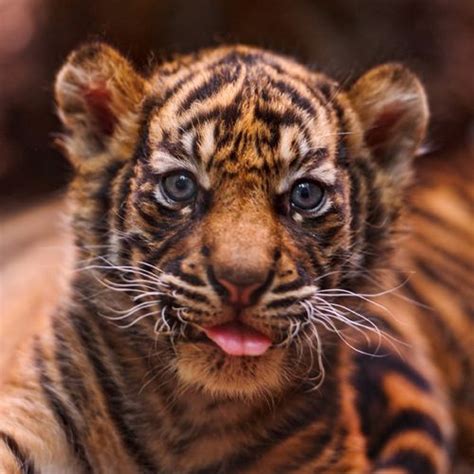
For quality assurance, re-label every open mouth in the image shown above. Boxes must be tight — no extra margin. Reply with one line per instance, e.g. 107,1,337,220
203,321,272,357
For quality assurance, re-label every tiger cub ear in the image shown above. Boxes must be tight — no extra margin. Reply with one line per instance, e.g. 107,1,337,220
55,42,146,161
348,63,428,178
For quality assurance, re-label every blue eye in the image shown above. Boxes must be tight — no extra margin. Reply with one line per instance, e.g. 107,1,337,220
162,171,197,202
290,180,325,211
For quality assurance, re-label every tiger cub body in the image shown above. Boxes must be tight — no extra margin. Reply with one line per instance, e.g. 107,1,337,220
0,43,472,473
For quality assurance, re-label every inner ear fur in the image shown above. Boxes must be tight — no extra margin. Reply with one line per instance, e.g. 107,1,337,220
348,63,429,178
55,42,146,161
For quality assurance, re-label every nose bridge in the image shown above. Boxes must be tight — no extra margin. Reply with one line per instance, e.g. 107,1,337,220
205,197,275,285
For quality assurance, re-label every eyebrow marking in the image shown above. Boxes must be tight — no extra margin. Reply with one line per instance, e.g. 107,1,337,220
198,121,216,164
277,156,337,194
297,136,310,158
279,126,298,162
181,129,196,156
306,161,338,185
150,149,187,173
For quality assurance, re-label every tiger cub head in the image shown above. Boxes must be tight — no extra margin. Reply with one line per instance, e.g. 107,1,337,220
55,43,428,399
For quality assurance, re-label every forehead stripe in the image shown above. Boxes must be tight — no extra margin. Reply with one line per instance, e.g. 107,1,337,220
267,77,318,118
154,51,242,113
178,63,242,114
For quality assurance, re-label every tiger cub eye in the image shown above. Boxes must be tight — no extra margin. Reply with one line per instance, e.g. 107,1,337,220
290,180,325,211
162,171,197,202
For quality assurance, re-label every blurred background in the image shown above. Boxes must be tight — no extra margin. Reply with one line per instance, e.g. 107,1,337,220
0,0,473,213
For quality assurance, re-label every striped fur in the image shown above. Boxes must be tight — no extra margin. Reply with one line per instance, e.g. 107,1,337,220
0,43,472,473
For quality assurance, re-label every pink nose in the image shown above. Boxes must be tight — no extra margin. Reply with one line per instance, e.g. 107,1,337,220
215,277,262,307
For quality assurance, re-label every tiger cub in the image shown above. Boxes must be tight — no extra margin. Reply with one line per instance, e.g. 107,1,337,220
0,43,473,473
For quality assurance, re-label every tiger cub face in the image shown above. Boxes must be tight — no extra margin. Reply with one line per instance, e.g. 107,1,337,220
55,44,427,399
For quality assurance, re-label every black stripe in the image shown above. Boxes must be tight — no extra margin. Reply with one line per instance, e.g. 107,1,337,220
195,404,328,474
114,165,137,265
352,346,433,463
267,78,318,118
314,222,345,245
160,51,248,116
271,424,334,473
304,241,325,277
163,255,203,282
205,264,228,299
178,63,241,113
164,259,206,288
175,271,206,287
330,96,349,168
123,232,153,255
264,60,330,114
272,278,306,294
359,160,386,223
115,161,136,231
415,257,473,300
90,161,124,246
267,296,300,309
115,97,158,264
411,232,474,274
68,306,158,472
153,60,226,117
347,164,363,236
34,341,93,473
309,426,347,472
410,206,473,242
354,347,432,394
53,317,90,415
402,280,472,390
127,96,156,167
375,449,437,474
288,147,329,173
168,284,210,304
0,431,38,474
147,223,194,266
319,81,335,102
188,98,242,158
135,191,178,220
368,409,444,459
254,103,305,128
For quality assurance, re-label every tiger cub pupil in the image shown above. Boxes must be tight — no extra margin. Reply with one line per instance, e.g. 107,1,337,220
290,180,325,211
161,171,197,203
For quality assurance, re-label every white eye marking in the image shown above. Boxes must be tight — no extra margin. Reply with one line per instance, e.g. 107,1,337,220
278,162,337,195
181,130,196,156
298,137,310,158
313,195,332,215
180,207,192,216
291,195,333,222
153,181,173,207
279,126,297,162
150,150,186,173
307,162,338,186
199,121,216,164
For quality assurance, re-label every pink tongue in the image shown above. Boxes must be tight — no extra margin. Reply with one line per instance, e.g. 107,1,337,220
204,322,272,356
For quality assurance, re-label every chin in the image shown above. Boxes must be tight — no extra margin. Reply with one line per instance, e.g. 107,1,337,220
175,342,288,400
